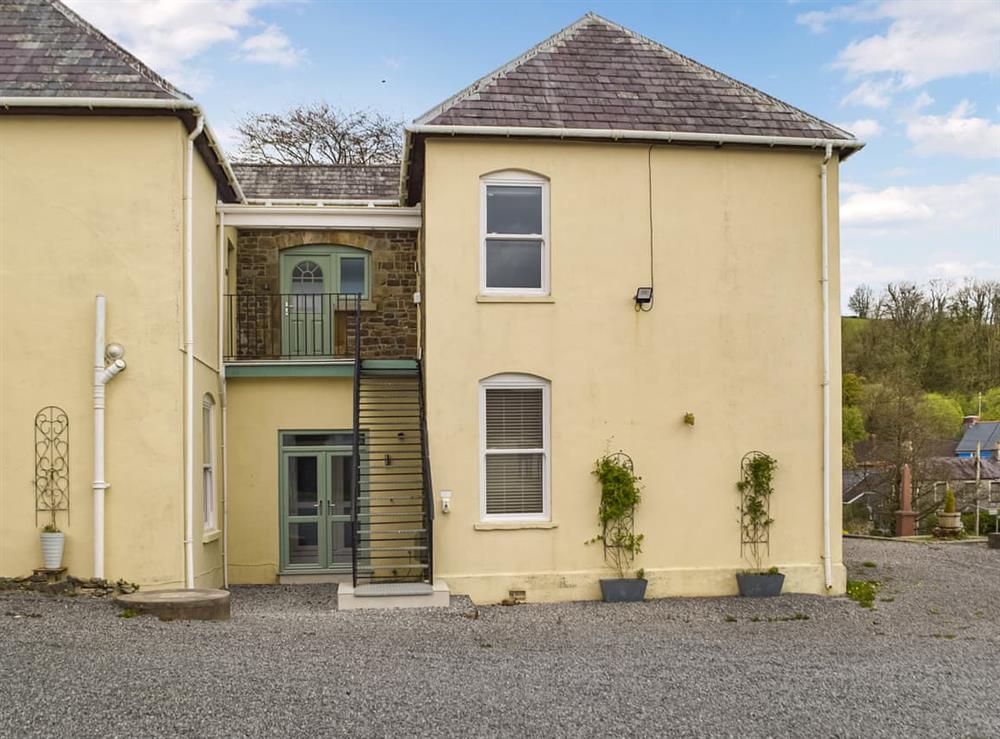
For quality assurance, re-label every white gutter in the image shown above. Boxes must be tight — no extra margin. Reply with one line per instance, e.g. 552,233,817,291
92,295,126,580
217,208,230,588
820,142,833,590
405,124,865,154
0,97,246,204
183,114,205,589
216,203,422,230
246,198,399,207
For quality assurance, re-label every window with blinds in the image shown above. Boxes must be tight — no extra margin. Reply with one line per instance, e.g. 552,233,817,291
481,377,549,518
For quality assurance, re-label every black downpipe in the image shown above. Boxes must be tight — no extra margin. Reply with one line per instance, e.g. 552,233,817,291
416,358,434,583
351,295,362,587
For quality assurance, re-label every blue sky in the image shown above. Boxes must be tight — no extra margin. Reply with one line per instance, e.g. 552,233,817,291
67,0,999,309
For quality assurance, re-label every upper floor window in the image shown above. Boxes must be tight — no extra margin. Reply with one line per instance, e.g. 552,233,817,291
481,171,549,295
202,394,217,532
480,373,550,521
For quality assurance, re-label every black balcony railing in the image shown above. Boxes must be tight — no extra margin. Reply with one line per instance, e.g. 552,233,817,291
224,293,361,361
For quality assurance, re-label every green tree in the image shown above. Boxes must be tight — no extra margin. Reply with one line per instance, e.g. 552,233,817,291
843,373,864,407
979,387,1000,421
843,405,867,444
919,393,964,438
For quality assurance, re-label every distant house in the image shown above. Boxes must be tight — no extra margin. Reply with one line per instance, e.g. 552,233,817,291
957,420,1000,460
843,457,1000,533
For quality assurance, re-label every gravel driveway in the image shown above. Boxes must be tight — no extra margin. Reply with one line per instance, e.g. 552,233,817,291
2,539,998,738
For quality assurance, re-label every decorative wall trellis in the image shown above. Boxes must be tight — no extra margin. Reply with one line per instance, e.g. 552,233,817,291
35,406,69,526
602,450,637,561
739,450,772,562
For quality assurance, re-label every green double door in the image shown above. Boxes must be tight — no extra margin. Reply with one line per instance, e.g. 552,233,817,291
281,447,355,572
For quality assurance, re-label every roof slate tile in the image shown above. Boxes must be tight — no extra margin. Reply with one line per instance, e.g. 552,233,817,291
230,163,401,202
417,14,852,140
0,0,186,99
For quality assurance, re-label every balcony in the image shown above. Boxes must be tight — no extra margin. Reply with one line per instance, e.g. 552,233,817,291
225,293,361,362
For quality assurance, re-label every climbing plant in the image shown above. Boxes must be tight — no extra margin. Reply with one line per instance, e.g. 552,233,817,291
737,451,777,573
589,451,644,579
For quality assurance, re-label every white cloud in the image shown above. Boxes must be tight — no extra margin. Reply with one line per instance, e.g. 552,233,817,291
905,100,1000,159
840,79,895,109
239,25,302,67
833,1,1000,87
841,175,1000,228
834,118,882,138
796,3,881,34
63,0,304,91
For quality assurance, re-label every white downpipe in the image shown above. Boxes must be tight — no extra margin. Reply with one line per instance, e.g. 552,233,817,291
217,209,230,588
92,295,126,580
183,115,204,589
820,143,833,590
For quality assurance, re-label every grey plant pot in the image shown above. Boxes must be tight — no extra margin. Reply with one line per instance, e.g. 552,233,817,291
600,578,647,603
736,572,785,598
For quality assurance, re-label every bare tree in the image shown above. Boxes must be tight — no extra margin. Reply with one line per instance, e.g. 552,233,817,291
848,284,875,319
235,102,403,165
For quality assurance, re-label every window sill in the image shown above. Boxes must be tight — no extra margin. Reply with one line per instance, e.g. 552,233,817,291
476,295,555,304
474,522,558,531
359,300,377,312
202,529,222,544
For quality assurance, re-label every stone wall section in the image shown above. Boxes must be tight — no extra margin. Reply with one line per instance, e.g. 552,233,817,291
233,229,418,360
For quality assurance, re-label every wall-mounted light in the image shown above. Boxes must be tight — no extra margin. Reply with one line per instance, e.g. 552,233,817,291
634,287,653,310
384,454,392,467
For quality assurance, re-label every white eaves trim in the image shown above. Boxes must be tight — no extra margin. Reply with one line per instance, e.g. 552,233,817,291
217,204,421,230
246,198,400,207
406,123,865,154
0,96,247,203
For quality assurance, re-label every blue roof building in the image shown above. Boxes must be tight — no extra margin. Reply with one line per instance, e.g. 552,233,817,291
957,421,1000,460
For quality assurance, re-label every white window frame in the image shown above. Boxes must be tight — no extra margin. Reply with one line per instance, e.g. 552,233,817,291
479,373,551,522
480,171,550,296
202,394,217,532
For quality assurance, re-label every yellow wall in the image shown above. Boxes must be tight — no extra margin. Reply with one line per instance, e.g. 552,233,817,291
422,138,844,603
0,115,224,589
226,377,353,584
191,128,225,588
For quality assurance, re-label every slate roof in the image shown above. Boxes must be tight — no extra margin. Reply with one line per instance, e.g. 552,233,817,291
230,163,401,202
0,0,186,99
416,13,853,141
957,421,1000,454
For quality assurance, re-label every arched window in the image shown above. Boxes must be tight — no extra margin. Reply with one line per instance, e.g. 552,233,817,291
480,170,549,296
479,373,550,521
281,245,370,298
291,260,325,295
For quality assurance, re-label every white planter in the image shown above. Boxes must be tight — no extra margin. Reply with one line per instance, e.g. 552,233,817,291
938,512,962,531
40,532,65,570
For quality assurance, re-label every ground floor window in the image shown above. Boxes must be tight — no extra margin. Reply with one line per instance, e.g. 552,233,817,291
202,394,216,531
480,374,550,520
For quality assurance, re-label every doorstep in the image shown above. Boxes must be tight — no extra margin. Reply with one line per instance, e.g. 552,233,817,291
337,581,450,611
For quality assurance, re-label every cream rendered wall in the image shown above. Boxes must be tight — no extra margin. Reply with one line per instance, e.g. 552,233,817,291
422,138,844,603
226,377,353,584
0,116,186,586
191,143,225,588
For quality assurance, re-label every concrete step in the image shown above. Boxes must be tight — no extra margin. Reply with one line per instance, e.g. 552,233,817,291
337,581,450,610
115,588,231,621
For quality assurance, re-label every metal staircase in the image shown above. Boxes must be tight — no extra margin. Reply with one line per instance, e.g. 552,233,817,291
351,357,434,586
